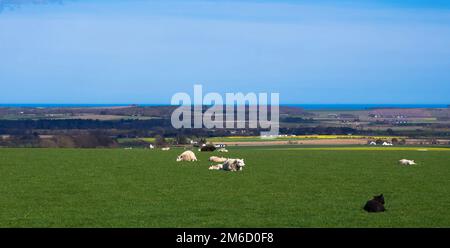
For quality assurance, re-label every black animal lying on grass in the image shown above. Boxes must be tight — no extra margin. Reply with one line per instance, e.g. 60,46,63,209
363,194,386,213
200,144,216,152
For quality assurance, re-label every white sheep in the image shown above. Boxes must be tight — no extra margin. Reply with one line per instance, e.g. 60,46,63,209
209,156,228,163
399,159,416,166
209,158,245,172
177,150,197,162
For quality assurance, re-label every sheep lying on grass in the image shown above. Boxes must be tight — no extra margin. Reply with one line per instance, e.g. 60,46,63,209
399,159,416,166
363,194,386,213
177,150,197,162
209,159,245,172
200,144,216,152
209,156,228,163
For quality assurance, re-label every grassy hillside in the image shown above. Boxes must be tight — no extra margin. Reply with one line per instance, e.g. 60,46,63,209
0,147,449,227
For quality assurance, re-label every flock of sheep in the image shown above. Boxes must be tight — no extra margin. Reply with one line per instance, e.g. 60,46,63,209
154,144,419,212
157,144,417,173
173,148,418,212
171,149,416,173
175,149,246,172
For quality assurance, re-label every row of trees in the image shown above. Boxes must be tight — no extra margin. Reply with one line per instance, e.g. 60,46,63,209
0,132,117,148
0,119,172,130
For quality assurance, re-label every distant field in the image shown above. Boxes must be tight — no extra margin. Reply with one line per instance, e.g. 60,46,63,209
117,137,155,144
116,135,407,147
261,147,450,151
207,135,405,143
0,147,449,227
117,137,173,144
0,114,156,121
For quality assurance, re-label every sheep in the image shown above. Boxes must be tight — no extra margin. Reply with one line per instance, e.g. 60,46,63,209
149,144,154,149
176,150,197,162
161,147,170,151
399,159,416,166
209,156,228,163
200,144,216,152
363,194,386,213
217,148,229,153
209,158,245,172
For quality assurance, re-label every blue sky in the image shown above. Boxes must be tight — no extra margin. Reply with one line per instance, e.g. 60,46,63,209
0,0,449,104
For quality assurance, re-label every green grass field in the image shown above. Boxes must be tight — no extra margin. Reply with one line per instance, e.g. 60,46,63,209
0,147,449,227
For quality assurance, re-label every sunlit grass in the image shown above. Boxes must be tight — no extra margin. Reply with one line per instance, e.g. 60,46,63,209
208,135,406,142
260,147,450,151
0,147,449,227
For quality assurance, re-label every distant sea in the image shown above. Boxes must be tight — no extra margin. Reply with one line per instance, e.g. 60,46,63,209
285,104,449,110
0,103,448,110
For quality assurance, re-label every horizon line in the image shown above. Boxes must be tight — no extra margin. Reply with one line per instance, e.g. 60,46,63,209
0,103,448,107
